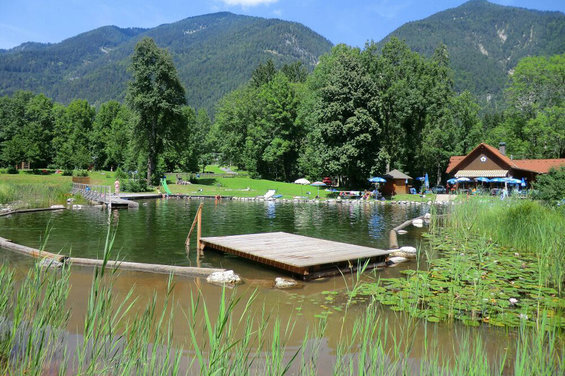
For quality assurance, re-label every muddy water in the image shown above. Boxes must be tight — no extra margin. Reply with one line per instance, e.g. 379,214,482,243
0,199,515,373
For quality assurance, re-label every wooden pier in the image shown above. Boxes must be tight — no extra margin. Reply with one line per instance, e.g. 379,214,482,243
72,183,138,208
200,232,391,279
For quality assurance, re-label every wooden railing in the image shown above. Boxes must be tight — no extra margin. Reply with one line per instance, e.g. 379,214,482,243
72,183,112,206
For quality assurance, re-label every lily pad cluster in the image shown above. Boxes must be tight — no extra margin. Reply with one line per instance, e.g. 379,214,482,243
356,231,564,328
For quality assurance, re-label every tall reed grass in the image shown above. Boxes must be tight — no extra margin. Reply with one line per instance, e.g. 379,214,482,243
0,182,70,209
447,197,564,293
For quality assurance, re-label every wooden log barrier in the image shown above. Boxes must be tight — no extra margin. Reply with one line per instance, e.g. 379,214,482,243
0,236,225,278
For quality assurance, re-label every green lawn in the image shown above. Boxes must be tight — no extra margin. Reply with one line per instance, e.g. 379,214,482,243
2,167,436,202
166,176,330,199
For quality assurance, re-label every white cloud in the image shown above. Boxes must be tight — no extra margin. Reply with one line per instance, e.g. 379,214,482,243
219,0,278,6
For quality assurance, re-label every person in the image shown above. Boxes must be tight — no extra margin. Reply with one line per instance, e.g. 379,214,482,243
114,179,120,196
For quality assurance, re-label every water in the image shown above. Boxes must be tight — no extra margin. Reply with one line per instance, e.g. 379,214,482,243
0,198,514,373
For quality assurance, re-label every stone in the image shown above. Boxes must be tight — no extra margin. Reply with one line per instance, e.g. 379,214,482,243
399,246,417,254
206,270,242,285
424,213,432,219
389,251,416,259
72,204,83,209
386,256,408,266
274,277,301,289
38,258,64,269
397,229,408,235
412,218,424,227
50,205,65,209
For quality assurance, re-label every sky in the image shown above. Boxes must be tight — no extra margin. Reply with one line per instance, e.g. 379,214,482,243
0,0,563,50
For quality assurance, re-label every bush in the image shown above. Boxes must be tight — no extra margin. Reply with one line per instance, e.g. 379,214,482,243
114,168,128,180
62,170,73,176
533,167,565,203
121,179,148,193
6,166,19,174
31,168,52,175
74,170,89,177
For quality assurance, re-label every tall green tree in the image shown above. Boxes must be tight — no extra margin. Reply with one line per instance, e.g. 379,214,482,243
299,44,380,186
126,37,186,184
52,99,94,169
0,92,54,168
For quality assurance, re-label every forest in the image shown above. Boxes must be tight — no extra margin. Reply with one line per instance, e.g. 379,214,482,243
0,37,563,187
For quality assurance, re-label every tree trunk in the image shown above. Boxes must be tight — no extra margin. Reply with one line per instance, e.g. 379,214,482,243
147,119,157,184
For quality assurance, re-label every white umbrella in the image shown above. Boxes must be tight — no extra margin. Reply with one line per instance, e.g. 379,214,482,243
294,178,311,185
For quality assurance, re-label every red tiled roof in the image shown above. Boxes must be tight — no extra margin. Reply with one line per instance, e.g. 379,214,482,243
513,159,565,174
446,156,465,174
446,143,565,175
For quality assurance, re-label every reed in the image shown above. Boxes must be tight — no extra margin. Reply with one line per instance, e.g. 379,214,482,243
0,182,70,209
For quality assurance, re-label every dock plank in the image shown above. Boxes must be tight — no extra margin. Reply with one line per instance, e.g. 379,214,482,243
200,232,391,278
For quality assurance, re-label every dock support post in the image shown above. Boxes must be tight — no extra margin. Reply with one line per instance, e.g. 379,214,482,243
185,203,204,256
389,230,399,249
197,206,202,256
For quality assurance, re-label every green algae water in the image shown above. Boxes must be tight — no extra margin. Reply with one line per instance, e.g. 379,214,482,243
0,199,521,374
0,198,426,275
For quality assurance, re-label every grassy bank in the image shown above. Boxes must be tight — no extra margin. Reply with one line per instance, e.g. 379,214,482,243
357,198,564,328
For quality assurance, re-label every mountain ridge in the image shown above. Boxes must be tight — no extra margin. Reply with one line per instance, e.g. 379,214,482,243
0,12,333,112
376,0,565,105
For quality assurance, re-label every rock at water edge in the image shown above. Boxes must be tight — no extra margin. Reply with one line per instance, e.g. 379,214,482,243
274,277,301,289
206,270,242,285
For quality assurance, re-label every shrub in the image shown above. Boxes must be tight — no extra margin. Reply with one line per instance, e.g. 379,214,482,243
6,166,18,174
74,170,89,177
114,168,128,180
121,179,148,193
533,167,565,203
62,170,73,176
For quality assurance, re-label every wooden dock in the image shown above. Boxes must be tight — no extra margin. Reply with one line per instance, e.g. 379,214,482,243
200,232,391,279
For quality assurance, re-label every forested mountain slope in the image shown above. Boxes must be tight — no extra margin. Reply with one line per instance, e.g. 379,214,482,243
0,12,332,112
376,0,565,107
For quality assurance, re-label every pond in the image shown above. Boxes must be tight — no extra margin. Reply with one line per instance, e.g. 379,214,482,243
0,198,515,373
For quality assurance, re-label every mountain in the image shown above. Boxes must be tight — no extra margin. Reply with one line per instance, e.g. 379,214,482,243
376,0,565,107
0,12,332,112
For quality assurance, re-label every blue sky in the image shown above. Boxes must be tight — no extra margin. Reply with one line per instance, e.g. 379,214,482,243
0,0,563,49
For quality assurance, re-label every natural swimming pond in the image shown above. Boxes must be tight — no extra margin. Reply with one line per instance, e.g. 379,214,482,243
0,199,517,373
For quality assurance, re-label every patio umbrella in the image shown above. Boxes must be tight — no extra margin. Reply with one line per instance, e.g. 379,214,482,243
416,177,425,182
456,177,471,183
475,177,490,183
504,178,521,184
447,178,457,184
311,181,327,197
521,177,526,188
294,178,310,185
424,173,430,190
489,177,506,183
368,177,386,183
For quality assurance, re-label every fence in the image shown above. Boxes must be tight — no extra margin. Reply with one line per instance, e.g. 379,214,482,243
71,183,112,206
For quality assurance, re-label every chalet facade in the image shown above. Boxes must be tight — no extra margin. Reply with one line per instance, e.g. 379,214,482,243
447,143,565,182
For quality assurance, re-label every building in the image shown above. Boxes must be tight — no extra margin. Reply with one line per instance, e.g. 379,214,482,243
446,143,565,183
383,169,412,195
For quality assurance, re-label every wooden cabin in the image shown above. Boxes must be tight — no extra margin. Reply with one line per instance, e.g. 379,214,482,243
447,143,565,183
383,169,412,195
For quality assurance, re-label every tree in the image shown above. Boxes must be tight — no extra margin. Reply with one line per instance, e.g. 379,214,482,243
52,99,94,169
126,37,186,184
0,92,54,168
299,44,380,186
